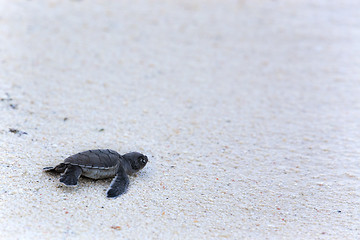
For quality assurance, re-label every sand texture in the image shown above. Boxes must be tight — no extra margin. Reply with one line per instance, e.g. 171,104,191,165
1,0,360,239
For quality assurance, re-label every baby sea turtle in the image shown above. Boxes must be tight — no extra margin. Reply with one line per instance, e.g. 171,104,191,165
43,149,148,198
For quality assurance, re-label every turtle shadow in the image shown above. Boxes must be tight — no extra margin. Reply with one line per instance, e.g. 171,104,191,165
54,177,112,196
82,176,111,186
43,166,149,197
44,170,109,193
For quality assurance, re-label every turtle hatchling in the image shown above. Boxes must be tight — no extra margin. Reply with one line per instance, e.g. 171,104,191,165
43,149,148,198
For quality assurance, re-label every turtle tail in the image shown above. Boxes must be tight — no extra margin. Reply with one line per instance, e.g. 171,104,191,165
43,166,55,171
43,163,67,173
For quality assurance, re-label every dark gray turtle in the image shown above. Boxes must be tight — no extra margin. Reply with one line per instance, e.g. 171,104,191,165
43,149,148,198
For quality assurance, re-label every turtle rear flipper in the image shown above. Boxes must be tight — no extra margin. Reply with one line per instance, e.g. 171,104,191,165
60,165,82,186
107,168,129,198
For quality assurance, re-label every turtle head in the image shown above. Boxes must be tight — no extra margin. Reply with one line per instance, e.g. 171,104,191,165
122,152,148,173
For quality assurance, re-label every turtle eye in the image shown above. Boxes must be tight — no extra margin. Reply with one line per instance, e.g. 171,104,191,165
140,157,147,164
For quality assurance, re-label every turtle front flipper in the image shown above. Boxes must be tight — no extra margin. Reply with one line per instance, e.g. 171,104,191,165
107,167,129,198
60,165,82,186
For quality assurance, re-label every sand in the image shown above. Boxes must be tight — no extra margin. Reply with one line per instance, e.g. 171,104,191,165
1,0,360,239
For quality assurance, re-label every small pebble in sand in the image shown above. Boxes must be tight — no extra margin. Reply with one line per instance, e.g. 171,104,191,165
9,104,18,109
9,128,28,136
111,226,121,230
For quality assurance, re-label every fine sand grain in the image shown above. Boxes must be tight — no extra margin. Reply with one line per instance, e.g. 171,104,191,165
1,0,360,239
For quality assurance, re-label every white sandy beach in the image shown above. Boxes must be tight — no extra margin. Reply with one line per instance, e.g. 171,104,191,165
1,0,360,239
